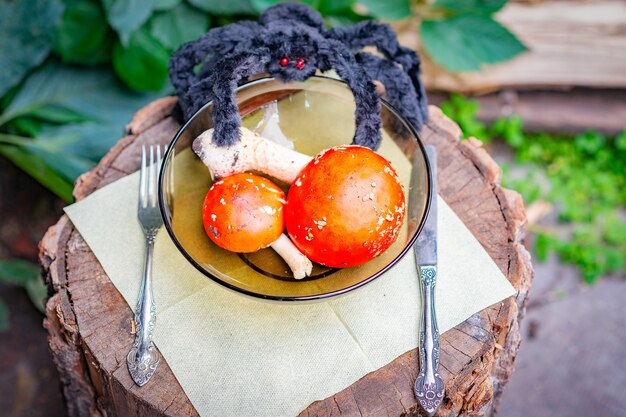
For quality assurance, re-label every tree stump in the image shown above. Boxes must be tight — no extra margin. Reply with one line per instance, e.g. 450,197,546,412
39,98,533,417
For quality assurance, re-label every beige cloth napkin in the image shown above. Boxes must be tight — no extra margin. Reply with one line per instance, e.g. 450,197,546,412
65,172,515,417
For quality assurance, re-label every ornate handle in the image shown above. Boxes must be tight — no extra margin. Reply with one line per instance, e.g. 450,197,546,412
127,236,160,386
414,265,445,416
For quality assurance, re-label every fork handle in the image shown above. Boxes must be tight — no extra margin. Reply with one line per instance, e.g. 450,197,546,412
127,235,160,386
414,265,445,416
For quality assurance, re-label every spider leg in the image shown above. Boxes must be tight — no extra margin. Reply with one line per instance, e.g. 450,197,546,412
318,39,382,150
185,49,271,146
328,21,401,59
356,52,425,131
169,22,261,118
328,22,428,127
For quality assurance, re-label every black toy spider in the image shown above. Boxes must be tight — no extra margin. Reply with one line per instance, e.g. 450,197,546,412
169,2,428,150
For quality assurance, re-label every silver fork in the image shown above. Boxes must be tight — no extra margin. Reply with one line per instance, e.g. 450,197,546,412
127,145,164,386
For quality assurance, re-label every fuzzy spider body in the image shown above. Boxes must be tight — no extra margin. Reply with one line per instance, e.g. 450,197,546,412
170,2,428,149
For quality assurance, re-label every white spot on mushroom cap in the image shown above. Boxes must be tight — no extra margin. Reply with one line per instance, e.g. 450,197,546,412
313,218,327,230
259,205,276,215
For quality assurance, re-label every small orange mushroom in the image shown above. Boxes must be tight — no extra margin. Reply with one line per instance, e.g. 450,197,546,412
284,145,406,268
202,172,312,278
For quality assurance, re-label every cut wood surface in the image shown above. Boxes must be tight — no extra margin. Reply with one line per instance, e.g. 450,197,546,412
397,0,626,94
40,98,533,417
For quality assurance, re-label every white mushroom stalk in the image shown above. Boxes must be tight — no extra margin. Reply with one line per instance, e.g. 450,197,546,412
270,234,313,279
193,127,313,183
194,127,314,279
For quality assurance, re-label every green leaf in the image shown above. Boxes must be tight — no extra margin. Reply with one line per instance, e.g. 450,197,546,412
440,93,487,139
433,0,508,15
0,260,47,313
187,0,256,15
1,61,162,127
0,0,64,97
0,121,126,200
5,117,45,137
574,131,606,154
615,130,626,152
0,143,75,201
24,105,90,125
155,0,181,10
0,300,8,332
38,122,126,161
53,0,114,65
23,143,94,184
26,278,48,313
603,214,626,246
356,0,411,20
0,259,39,286
248,0,290,13
318,0,353,16
102,0,155,45
421,14,527,72
149,3,211,51
113,27,170,91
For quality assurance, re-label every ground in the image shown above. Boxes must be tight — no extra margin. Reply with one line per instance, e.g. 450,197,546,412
499,264,626,417
0,152,624,416
0,157,65,417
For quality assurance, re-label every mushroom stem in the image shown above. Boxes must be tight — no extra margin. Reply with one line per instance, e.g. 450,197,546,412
270,233,313,279
193,127,313,182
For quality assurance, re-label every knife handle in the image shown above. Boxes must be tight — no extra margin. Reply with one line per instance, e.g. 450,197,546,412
414,265,445,416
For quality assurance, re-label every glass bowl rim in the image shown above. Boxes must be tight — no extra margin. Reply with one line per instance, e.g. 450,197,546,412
158,75,433,302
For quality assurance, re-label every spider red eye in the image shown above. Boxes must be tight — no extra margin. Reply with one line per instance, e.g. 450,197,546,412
279,57,289,67
296,58,305,69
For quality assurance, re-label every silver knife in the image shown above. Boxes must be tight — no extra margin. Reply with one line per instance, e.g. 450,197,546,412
413,145,444,416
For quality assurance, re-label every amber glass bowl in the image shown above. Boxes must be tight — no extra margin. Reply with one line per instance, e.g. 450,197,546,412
158,76,432,302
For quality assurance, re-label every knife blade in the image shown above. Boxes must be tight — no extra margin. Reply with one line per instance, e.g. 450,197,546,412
413,149,437,265
413,145,445,416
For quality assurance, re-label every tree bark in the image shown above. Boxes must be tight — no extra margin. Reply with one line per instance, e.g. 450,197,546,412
40,98,532,417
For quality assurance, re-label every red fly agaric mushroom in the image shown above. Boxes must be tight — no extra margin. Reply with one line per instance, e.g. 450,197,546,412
284,145,406,268
202,173,312,279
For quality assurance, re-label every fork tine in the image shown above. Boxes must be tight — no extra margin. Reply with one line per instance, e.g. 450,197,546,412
139,145,147,208
148,145,155,207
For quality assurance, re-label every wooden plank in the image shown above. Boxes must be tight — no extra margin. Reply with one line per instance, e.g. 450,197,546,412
397,0,626,93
